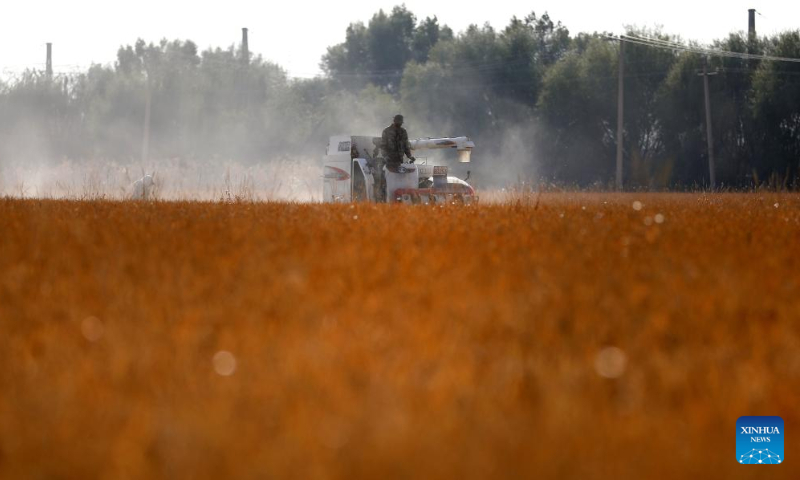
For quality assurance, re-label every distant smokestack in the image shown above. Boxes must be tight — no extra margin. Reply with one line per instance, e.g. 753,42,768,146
46,43,53,80
748,9,756,39
241,28,249,64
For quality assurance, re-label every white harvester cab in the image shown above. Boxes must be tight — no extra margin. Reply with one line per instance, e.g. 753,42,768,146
322,134,476,203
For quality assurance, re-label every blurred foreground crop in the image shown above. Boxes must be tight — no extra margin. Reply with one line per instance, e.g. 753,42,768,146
1,194,799,478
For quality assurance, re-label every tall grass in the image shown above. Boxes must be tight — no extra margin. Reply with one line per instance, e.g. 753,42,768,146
1,194,798,478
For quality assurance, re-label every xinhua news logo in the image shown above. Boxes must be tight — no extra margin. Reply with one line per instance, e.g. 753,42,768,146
737,416,784,464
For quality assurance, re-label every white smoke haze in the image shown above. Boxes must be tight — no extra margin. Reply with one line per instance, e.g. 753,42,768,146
0,42,548,203
0,128,540,203
0,157,322,201
0,80,395,202
0,86,542,202
478,124,540,187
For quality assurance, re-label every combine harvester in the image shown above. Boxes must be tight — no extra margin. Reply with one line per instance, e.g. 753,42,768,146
323,135,477,204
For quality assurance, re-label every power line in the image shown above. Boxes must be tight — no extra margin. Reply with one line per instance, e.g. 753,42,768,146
610,34,800,64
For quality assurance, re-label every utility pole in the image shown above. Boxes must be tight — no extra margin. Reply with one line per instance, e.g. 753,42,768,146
698,58,718,189
748,9,756,40
142,74,152,165
615,37,625,190
46,43,53,80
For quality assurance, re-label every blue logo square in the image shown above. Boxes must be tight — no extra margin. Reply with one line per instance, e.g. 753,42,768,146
737,416,784,464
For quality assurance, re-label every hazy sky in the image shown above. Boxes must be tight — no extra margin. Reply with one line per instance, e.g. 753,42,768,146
1,1,796,78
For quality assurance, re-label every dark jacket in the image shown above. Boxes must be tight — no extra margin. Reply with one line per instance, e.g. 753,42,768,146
381,124,412,161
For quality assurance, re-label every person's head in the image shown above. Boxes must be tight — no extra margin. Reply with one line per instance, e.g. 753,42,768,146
393,114,404,127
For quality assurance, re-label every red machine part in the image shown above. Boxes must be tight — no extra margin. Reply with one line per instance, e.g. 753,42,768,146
393,183,476,203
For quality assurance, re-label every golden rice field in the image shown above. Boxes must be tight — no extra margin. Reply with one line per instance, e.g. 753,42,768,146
1,193,798,478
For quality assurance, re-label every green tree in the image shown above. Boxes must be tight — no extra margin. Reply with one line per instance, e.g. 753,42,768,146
752,30,800,187
321,22,370,90
537,36,617,183
412,16,452,63
322,5,451,93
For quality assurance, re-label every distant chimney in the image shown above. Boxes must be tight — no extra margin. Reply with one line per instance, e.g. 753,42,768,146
46,43,53,80
241,28,249,64
748,9,756,39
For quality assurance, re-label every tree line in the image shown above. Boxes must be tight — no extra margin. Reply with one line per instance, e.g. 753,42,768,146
1,5,799,188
